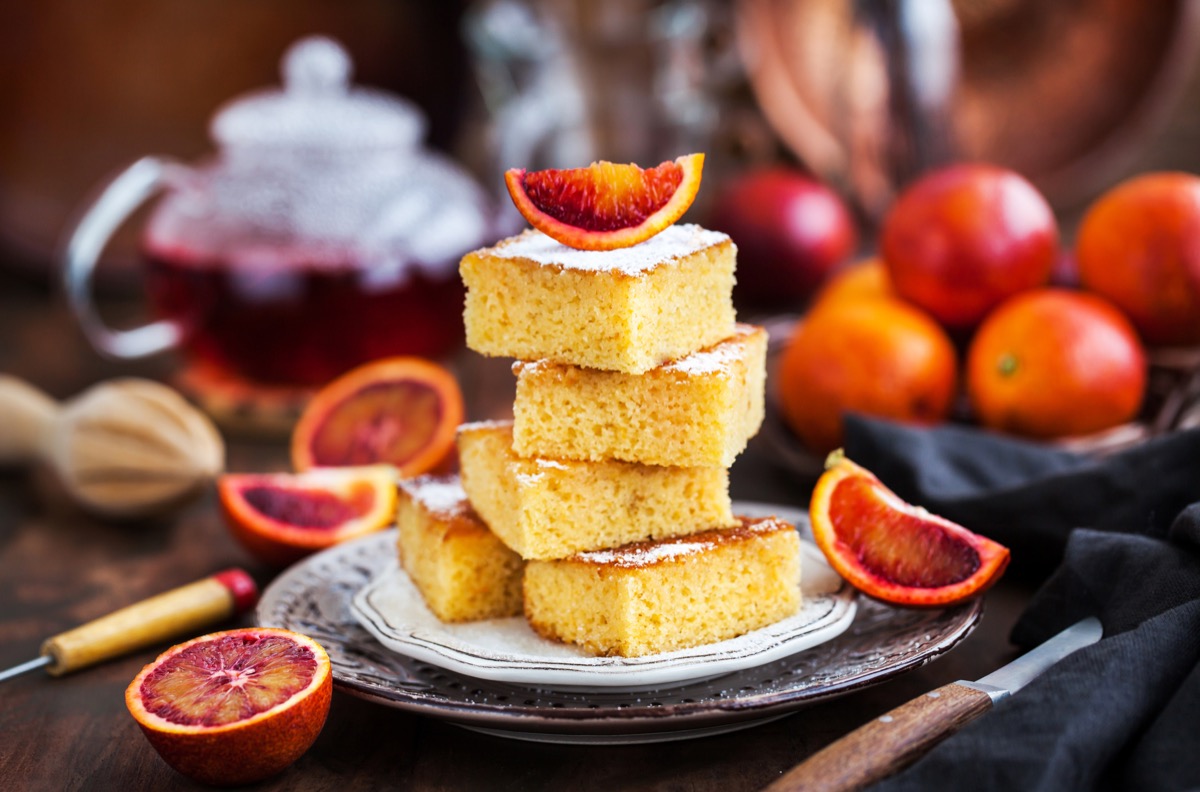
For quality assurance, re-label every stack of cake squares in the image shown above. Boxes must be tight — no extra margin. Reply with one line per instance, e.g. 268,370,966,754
395,223,801,657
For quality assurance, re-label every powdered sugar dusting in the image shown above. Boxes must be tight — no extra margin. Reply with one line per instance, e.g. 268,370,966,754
512,359,549,375
578,539,715,567
458,419,513,432
575,515,792,568
399,476,468,516
489,224,729,274
515,470,546,485
346,500,860,687
514,324,760,378
665,324,758,376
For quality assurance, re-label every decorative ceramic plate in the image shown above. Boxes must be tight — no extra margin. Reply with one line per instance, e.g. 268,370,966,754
351,537,854,690
257,501,983,744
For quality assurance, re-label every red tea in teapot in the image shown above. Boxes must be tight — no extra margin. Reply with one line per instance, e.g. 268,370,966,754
144,243,464,386
63,37,492,385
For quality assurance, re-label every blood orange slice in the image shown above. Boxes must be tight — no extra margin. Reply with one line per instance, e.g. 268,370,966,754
504,153,705,250
126,627,332,786
291,357,464,475
219,465,398,567
810,452,1010,607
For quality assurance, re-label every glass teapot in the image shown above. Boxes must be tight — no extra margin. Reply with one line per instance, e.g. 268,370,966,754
63,36,494,386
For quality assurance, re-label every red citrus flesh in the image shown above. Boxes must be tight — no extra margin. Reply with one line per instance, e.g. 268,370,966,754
292,357,463,476
219,465,398,567
126,628,332,786
810,453,1010,607
504,154,704,250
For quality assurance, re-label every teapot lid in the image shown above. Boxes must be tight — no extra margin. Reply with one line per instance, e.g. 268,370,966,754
210,36,425,151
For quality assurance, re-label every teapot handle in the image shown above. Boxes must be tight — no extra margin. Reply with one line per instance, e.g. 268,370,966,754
62,156,190,359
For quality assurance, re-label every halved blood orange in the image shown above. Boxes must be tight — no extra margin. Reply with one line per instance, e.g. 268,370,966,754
126,627,332,786
504,153,705,250
810,452,1010,607
219,465,398,567
291,357,464,475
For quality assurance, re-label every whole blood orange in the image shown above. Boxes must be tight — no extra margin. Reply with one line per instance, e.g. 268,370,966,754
505,154,704,250
292,357,463,475
219,465,398,567
966,288,1147,439
810,257,893,311
1076,171,1200,346
776,298,958,455
810,452,1010,607
126,627,332,786
707,167,856,307
881,163,1058,330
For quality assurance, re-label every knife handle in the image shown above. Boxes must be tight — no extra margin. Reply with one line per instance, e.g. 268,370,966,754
764,682,994,792
39,569,258,676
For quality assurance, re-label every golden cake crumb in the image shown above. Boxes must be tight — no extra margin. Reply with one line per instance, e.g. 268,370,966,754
458,420,736,560
461,224,736,373
523,515,802,657
396,475,524,622
512,324,767,467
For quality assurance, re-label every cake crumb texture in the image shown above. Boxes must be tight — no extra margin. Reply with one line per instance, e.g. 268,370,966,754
523,515,802,657
512,324,767,467
460,225,736,373
457,421,735,560
396,475,524,622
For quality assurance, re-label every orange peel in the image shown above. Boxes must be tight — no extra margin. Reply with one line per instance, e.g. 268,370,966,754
126,627,332,786
219,465,398,567
504,154,704,250
810,451,1010,607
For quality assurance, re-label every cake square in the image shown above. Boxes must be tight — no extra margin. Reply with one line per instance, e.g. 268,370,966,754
460,224,736,374
512,323,767,467
395,475,524,623
457,420,736,560
523,516,802,657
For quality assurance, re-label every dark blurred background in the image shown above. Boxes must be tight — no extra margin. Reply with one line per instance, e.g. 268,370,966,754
2,0,1200,292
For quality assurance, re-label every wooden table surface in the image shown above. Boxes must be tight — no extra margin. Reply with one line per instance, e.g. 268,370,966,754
0,266,1034,791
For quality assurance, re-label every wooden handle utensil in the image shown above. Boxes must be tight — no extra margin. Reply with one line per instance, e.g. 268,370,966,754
762,617,1102,792
763,683,994,792
1,569,258,681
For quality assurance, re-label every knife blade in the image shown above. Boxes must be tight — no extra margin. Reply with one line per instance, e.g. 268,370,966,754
0,569,258,682
763,617,1102,792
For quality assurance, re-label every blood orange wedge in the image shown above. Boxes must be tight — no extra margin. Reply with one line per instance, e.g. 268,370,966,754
810,452,1010,607
219,465,398,567
504,153,705,250
125,627,332,786
291,357,464,475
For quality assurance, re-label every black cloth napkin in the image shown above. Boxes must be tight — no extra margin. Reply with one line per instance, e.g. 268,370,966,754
839,416,1200,792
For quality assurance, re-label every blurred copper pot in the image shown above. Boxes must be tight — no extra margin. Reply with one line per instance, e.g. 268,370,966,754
736,0,1200,218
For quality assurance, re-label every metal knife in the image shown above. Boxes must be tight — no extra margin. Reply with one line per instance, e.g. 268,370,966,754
0,569,258,682
763,617,1103,792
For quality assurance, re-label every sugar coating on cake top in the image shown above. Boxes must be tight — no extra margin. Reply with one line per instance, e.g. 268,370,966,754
513,323,759,379
514,458,571,486
664,324,758,376
456,420,736,560
522,514,801,656
511,323,767,467
489,224,731,275
395,473,524,623
461,222,736,373
574,516,791,568
397,475,470,518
